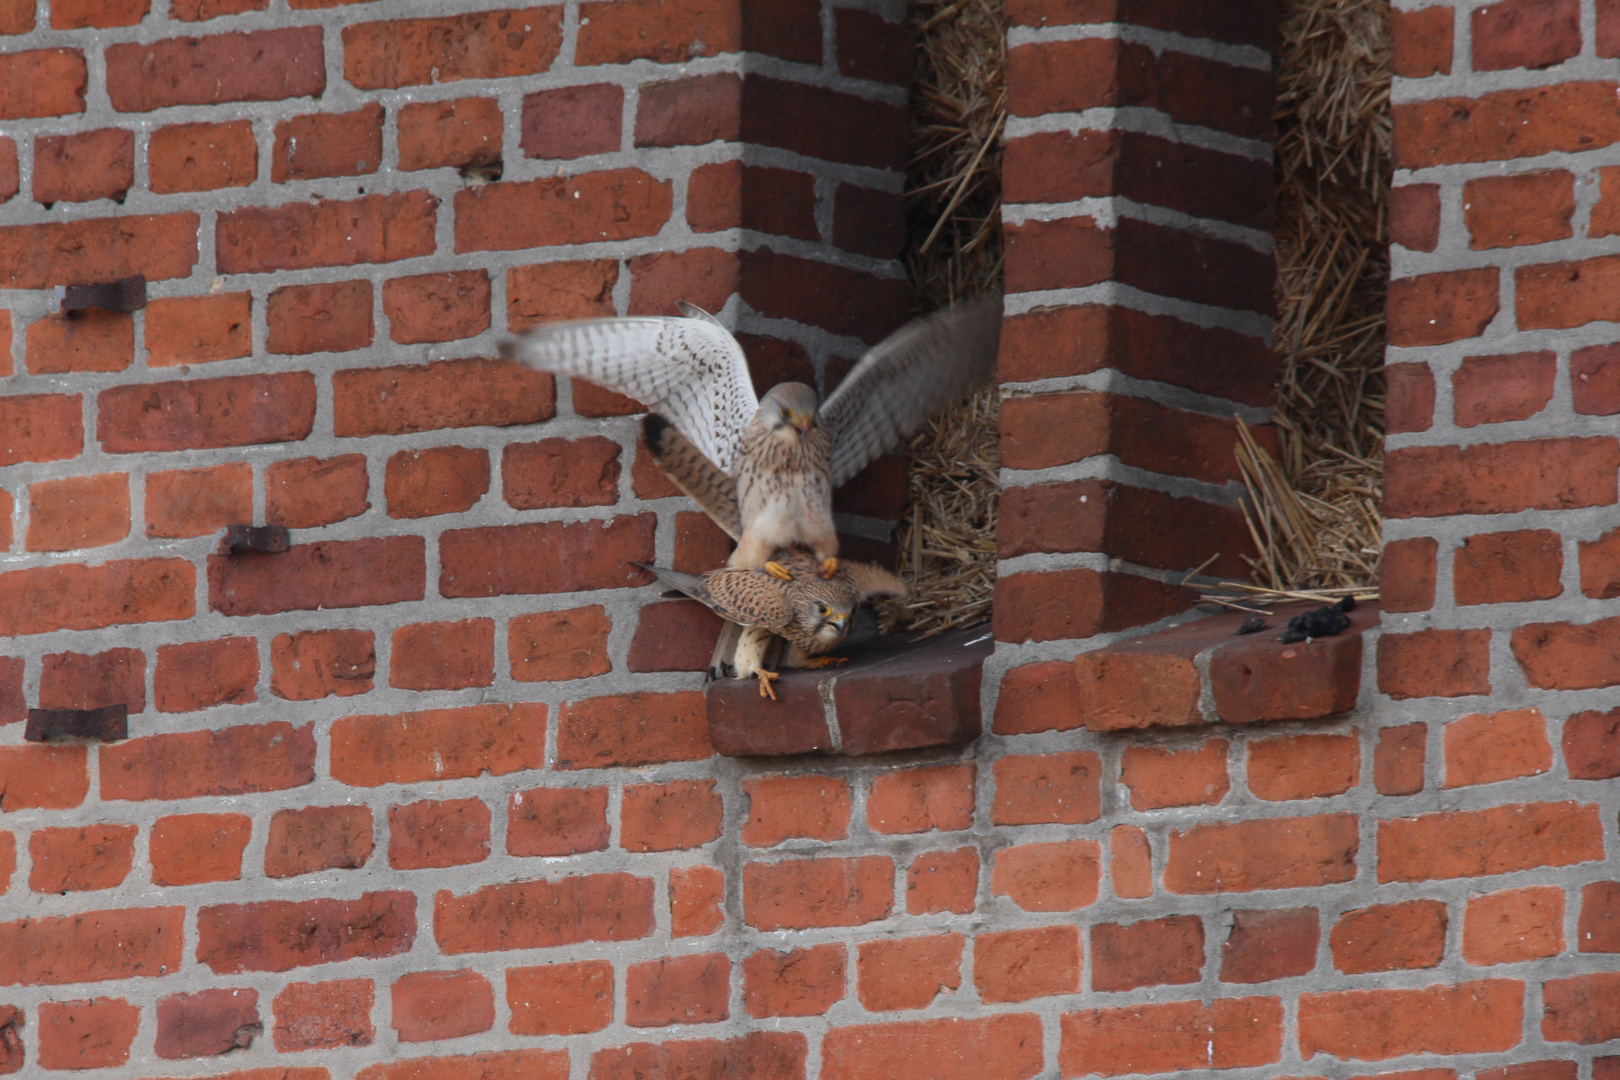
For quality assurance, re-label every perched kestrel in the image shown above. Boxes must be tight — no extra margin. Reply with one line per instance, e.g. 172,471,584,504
506,297,1002,572
636,550,909,698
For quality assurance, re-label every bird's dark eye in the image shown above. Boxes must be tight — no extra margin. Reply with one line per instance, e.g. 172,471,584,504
816,603,829,616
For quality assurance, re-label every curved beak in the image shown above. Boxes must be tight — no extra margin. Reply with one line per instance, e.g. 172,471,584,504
827,613,848,636
785,409,813,439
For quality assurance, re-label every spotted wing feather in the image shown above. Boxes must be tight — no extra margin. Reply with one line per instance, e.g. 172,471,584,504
642,415,742,539
820,296,1002,488
506,315,758,471
700,568,795,629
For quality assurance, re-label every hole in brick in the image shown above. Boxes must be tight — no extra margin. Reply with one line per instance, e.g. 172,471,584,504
460,160,503,185
26,705,130,743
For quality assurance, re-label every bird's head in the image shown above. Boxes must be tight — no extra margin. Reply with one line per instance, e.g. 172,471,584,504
796,586,855,649
760,382,819,444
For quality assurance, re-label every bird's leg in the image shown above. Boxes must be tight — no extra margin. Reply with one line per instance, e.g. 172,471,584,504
756,669,780,699
765,561,792,580
820,557,839,579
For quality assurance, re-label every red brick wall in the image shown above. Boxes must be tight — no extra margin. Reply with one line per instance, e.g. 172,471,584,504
2,0,1619,1077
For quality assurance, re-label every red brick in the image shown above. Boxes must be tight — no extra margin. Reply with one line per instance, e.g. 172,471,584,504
623,780,723,852
521,83,623,159
39,647,144,716
26,473,129,551
1001,390,1251,483
1544,972,1620,1043
29,824,136,893
1390,183,1440,250
1578,881,1620,952
37,998,139,1069
392,970,493,1043
170,0,266,20
1395,82,1620,168
1119,740,1229,810
0,557,194,637
907,847,978,915
218,191,434,274
1453,351,1557,427
507,960,613,1036
990,750,1100,824
154,987,259,1059
34,128,133,205
399,97,502,171
388,798,489,871
507,786,609,857
992,659,1084,734
211,537,424,616
509,606,612,682
1330,900,1447,974
1564,707,1620,779
357,1050,568,1080
866,764,974,835
997,567,1192,644
266,454,370,528
1061,996,1284,1075
1519,254,1620,330
627,953,730,1027
456,168,672,253
1473,0,1579,69
627,246,739,320
273,103,383,181
1299,980,1524,1059
107,28,324,111
1377,628,1492,698
968,925,1078,1004
0,50,82,118
198,892,415,974
0,906,182,984
270,628,375,701
1382,537,1437,611
673,509,733,572
1479,1063,1578,1080
742,775,851,847
1375,723,1427,796
502,436,621,509
1248,734,1359,801
0,393,81,467
145,463,252,539
25,310,132,374
1580,527,1620,598
51,0,144,26
688,160,819,240
579,0,735,63
1092,915,1203,992
386,446,489,519
634,72,742,149
265,805,373,878
1378,801,1604,882
272,978,374,1052
434,873,654,954
343,8,561,89
508,258,618,331
334,357,553,436
1464,885,1564,964
150,813,250,885
384,270,491,344
0,657,17,726
0,212,198,291
331,703,544,787
1512,616,1620,690
0,745,87,811
745,944,846,1018
1465,172,1574,250
593,1033,802,1080
1593,166,1620,236
390,619,494,691
1386,267,1500,347
554,690,709,769
102,720,313,801
0,0,25,32
1221,908,1319,984
1444,707,1552,787
1391,5,1453,75
267,279,373,354
1110,825,1152,900
824,1015,1041,1080
858,934,963,1011
1166,814,1358,894
992,839,1101,912
744,855,893,930
99,372,315,453
148,121,257,194
672,865,725,938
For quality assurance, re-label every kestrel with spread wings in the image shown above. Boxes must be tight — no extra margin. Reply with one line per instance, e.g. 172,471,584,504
505,296,1002,573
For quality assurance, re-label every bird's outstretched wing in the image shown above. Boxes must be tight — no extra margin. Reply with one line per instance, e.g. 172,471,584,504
634,563,793,629
505,311,758,471
820,296,1002,488
641,415,742,539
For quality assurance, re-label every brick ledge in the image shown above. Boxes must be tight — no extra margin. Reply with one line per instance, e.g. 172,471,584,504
1074,601,1379,730
708,625,992,757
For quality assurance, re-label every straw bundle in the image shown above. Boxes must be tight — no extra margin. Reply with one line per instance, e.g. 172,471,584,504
888,0,1006,636
1241,0,1390,594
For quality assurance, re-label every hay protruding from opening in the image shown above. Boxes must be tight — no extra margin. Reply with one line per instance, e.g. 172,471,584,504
890,0,1005,637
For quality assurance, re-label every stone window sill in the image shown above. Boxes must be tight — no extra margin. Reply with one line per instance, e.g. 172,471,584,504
1073,601,1379,730
708,625,993,757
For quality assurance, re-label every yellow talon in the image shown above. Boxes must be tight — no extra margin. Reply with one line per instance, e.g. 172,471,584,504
821,557,839,578
765,561,792,580
757,669,780,699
